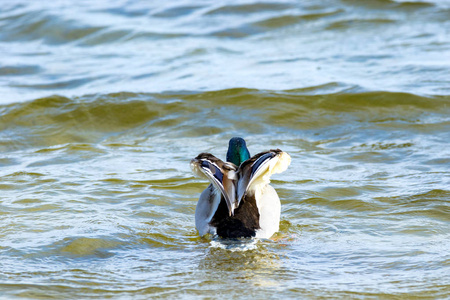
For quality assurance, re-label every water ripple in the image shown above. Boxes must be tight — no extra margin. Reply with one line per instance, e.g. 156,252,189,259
1,1,449,298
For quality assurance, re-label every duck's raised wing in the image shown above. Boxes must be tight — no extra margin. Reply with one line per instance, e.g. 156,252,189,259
190,153,238,216
237,149,291,204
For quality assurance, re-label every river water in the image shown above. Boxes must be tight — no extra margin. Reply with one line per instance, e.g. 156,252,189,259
1,0,449,299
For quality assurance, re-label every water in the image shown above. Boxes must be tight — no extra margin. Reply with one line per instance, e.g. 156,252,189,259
1,0,449,299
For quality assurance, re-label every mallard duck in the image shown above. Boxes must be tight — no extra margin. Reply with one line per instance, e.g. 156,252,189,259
190,137,291,239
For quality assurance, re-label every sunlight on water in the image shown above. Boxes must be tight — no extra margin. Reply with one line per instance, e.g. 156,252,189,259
209,239,259,252
1,0,449,299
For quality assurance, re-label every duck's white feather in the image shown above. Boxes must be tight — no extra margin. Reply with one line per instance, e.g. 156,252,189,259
194,184,220,236
254,185,281,239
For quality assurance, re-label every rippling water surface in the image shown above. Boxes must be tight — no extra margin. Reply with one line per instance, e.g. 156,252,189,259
1,0,449,299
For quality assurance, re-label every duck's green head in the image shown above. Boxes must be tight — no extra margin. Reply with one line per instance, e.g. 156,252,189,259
226,137,250,166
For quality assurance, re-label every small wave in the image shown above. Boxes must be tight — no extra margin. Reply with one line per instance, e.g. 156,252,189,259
10,77,99,90
300,197,384,212
0,65,42,76
253,10,343,29
342,0,435,9
325,18,396,31
0,11,105,44
209,238,259,251
376,189,450,222
205,3,294,16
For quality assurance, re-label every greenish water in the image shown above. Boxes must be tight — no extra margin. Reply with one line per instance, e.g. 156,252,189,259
1,1,450,299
